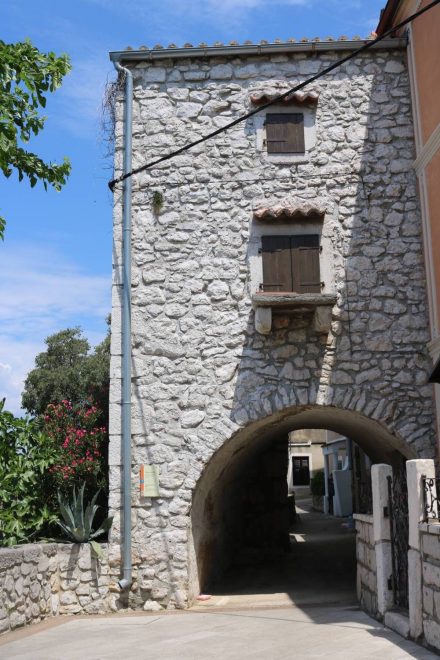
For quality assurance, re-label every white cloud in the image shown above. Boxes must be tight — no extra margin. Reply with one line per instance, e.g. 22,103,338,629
0,246,110,415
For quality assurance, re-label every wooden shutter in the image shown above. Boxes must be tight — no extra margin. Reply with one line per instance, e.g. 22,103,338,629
265,113,305,153
261,236,292,292
291,235,321,293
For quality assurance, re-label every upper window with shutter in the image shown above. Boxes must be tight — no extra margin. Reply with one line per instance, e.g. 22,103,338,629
265,113,305,154
261,234,321,293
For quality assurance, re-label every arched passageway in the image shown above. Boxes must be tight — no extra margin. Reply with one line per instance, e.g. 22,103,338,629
189,405,416,605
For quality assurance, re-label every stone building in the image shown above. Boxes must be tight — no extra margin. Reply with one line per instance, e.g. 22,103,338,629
109,36,437,609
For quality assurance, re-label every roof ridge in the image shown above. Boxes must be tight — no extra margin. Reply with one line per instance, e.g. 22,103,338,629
123,34,378,52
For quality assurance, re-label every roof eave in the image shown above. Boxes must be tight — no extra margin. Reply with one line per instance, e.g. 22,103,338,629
109,38,407,64
376,0,403,36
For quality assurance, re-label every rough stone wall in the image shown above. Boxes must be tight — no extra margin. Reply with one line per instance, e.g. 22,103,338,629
0,545,58,634
0,544,118,635
354,514,377,616
110,45,436,607
421,524,440,649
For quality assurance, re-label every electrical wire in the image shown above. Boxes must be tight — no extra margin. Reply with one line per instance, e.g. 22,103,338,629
108,0,440,191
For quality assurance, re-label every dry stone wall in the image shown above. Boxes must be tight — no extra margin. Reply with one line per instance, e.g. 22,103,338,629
110,45,436,607
0,544,117,635
0,544,58,634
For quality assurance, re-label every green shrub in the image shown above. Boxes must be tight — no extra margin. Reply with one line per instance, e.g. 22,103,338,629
310,469,325,497
0,400,57,545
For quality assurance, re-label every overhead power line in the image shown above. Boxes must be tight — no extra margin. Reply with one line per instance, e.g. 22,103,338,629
108,0,440,192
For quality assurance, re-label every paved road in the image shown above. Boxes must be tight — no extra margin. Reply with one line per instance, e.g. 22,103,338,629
0,605,437,659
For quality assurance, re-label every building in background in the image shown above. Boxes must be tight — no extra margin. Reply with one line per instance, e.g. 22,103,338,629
377,2,440,432
287,429,325,494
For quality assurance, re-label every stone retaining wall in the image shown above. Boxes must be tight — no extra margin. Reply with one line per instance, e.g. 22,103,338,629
0,543,118,636
354,514,377,616
420,522,440,649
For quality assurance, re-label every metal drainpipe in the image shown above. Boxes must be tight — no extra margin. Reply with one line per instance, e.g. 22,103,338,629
113,60,133,591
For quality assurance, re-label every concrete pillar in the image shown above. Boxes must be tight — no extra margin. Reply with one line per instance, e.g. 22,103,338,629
371,463,393,616
406,459,436,640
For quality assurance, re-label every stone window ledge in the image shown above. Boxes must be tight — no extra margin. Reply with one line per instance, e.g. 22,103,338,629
252,292,336,307
252,292,336,335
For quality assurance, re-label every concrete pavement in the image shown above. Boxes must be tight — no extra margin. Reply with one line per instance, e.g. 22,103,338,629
0,605,437,659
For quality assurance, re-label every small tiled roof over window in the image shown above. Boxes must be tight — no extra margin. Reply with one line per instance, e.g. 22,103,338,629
253,198,327,221
250,90,319,106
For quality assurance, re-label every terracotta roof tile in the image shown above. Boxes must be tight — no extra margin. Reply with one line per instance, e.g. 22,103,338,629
253,197,327,221
250,89,319,107
125,34,378,53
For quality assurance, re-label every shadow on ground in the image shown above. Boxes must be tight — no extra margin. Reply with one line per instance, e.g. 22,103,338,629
197,496,356,610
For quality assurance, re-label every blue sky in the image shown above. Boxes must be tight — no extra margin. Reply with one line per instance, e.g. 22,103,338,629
1,0,386,413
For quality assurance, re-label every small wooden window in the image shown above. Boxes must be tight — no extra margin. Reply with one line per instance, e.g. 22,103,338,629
261,234,321,293
265,113,305,154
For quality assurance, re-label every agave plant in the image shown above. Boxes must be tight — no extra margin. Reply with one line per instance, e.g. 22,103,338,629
57,483,113,558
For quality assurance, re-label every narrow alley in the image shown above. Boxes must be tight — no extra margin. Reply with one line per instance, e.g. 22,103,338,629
195,497,356,610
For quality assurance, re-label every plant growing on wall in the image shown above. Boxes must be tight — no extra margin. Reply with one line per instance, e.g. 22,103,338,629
151,190,164,214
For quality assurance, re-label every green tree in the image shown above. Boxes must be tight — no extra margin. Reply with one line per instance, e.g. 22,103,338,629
22,328,90,416
22,324,110,418
0,39,72,238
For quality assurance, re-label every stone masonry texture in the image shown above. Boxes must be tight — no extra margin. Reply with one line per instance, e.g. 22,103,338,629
109,45,437,609
0,544,116,635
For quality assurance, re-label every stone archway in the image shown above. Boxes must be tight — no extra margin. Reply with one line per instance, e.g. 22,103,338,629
188,404,417,604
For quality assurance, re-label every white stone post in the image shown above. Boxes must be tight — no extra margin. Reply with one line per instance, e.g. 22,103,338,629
372,463,393,616
406,459,436,640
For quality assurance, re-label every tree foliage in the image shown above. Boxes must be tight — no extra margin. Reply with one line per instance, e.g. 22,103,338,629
22,325,110,419
0,39,72,238
0,399,57,546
